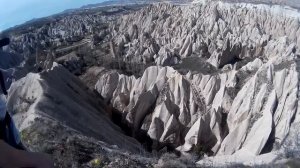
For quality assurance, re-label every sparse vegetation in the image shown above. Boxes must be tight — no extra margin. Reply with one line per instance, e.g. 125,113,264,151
90,158,103,168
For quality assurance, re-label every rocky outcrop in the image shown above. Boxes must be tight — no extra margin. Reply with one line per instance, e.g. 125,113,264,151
6,63,144,153
4,0,300,76
55,51,84,75
109,1,300,69
2,0,300,167
96,56,299,166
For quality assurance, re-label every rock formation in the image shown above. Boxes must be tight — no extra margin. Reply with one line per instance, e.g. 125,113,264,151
7,63,143,153
1,0,300,167
94,0,300,166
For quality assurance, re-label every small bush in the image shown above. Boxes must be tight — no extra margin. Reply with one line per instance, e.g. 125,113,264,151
91,158,103,168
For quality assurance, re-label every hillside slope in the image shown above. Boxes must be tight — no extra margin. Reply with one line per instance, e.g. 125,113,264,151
6,64,149,167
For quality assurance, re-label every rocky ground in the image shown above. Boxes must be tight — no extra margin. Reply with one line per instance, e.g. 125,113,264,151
1,0,300,167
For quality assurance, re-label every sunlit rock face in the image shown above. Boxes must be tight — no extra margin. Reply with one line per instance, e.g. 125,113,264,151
110,1,299,68
96,61,298,157
4,0,299,75
2,0,300,167
95,0,300,166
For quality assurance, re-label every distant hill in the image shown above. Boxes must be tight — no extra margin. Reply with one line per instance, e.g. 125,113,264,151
81,0,194,8
210,0,300,9
81,0,300,9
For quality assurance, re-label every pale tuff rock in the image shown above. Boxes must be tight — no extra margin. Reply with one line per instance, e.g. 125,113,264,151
51,1,300,166
197,151,279,167
226,72,257,131
95,71,120,102
218,62,298,156
155,47,179,66
217,115,250,155
96,66,201,146
236,90,277,156
240,58,263,72
7,64,144,153
273,66,298,144
96,59,300,165
95,65,232,152
3,0,300,166
6,0,300,70
103,0,300,69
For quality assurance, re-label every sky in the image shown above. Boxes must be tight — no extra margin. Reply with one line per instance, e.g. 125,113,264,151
0,0,107,31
